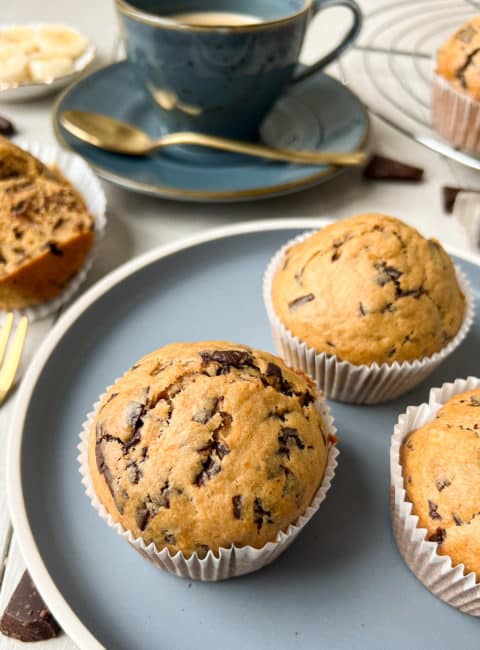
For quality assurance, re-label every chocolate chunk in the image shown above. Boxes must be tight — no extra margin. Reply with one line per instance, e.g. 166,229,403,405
200,349,256,374
232,495,244,519
136,505,150,531
264,362,292,394
193,397,219,424
364,155,424,182
428,500,442,520
396,286,426,300
124,399,148,449
278,427,305,459
331,236,351,262
288,293,315,310
95,441,115,499
381,302,396,314
453,514,463,526
374,261,403,287
428,528,446,544
152,481,170,509
0,116,16,137
164,532,176,544
442,186,480,213
0,571,61,642
436,478,451,492
126,460,142,484
47,242,63,256
253,498,273,531
194,456,221,486
53,217,65,231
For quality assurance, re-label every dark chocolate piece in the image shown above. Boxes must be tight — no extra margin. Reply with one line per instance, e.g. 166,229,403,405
442,186,480,213
0,115,16,137
0,571,61,642
364,155,424,182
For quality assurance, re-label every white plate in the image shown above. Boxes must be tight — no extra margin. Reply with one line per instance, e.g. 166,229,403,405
0,22,95,102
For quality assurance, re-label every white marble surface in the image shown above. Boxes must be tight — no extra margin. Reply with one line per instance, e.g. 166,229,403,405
0,0,479,648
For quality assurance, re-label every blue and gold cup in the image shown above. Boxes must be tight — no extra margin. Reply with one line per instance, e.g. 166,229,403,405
116,0,362,139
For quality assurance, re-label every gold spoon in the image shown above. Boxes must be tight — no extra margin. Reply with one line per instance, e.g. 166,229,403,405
60,110,366,166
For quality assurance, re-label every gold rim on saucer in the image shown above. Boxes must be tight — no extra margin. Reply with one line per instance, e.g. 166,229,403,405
51,62,369,202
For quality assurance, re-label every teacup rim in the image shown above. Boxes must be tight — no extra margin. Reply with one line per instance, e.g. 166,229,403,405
115,0,312,31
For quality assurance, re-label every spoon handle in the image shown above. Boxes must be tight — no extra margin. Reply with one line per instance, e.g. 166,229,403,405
154,132,366,166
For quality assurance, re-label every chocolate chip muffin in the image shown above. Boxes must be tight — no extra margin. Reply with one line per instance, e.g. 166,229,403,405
0,138,94,310
270,214,466,366
401,388,480,578
433,16,480,152
88,342,331,558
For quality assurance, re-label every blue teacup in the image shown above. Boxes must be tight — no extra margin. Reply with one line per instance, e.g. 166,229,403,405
116,0,362,139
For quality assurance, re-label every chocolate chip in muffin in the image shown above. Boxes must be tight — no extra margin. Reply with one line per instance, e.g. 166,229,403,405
428,528,447,544
453,513,463,526
200,349,257,374
428,500,442,520
192,396,219,424
232,495,244,519
288,294,315,311
436,478,451,492
278,427,305,459
47,242,63,256
253,498,273,531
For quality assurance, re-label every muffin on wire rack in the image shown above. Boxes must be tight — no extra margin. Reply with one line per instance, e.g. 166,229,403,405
433,16,480,153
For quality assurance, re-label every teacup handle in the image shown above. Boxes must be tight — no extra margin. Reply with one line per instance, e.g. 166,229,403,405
291,0,362,84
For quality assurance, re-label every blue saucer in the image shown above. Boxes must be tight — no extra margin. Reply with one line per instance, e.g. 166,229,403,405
53,61,368,202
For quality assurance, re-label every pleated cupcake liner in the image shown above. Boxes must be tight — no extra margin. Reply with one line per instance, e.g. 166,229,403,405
78,375,338,581
390,376,480,616
432,73,480,154
6,139,106,322
263,231,475,404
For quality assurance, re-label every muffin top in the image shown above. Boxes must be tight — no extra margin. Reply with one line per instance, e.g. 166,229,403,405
88,341,330,557
401,388,480,578
436,16,480,100
271,213,465,366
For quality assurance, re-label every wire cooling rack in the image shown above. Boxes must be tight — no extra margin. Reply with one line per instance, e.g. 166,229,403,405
338,0,480,169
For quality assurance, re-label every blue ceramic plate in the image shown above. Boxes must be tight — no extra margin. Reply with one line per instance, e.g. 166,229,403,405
52,63,368,201
8,219,479,650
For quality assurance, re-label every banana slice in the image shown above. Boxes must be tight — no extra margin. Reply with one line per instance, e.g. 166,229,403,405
29,54,73,82
0,26,38,54
35,25,87,59
0,51,29,84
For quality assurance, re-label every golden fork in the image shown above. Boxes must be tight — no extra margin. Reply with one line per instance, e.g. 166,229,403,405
0,314,28,405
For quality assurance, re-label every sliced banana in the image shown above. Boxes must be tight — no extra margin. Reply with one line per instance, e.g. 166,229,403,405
0,26,38,54
35,25,88,59
0,52,29,84
29,54,73,82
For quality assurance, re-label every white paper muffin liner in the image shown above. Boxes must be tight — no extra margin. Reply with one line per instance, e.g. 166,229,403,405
390,376,480,616
432,73,480,153
263,232,475,404
78,375,339,581
3,139,106,322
